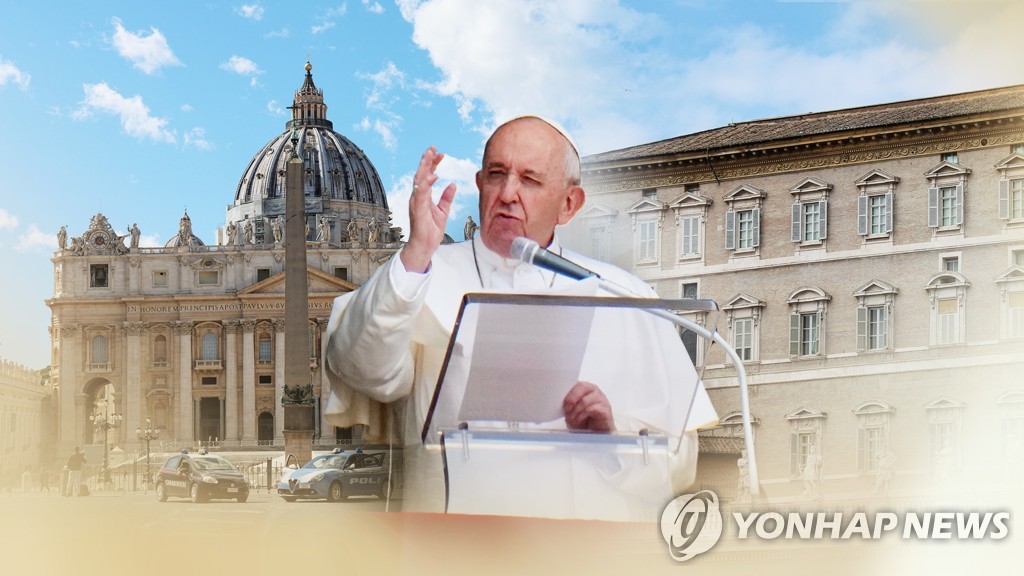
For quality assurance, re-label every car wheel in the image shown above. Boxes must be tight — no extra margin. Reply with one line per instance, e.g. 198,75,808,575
156,482,167,502
237,492,248,503
189,483,205,503
326,480,344,502
378,478,392,499
281,495,297,502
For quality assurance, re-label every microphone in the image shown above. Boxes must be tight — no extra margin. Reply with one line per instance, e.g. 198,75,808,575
510,237,599,280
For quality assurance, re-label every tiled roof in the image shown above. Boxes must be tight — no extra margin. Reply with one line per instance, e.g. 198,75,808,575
698,435,745,455
585,85,1024,164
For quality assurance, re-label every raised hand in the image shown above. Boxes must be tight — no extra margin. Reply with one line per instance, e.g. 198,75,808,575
400,146,457,273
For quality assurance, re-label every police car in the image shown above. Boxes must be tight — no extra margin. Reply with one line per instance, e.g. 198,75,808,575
155,450,250,503
278,448,391,502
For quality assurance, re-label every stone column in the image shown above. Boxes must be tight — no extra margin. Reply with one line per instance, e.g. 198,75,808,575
241,319,257,442
274,319,286,443
194,397,202,441
124,321,146,444
224,320,239,441
172,321,194,442
59,323,81,452
75,393,89,446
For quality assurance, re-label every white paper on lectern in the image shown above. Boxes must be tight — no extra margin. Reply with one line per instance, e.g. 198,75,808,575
457,281,599,424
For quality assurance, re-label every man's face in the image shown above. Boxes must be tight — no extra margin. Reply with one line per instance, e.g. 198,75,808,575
476,120,583,257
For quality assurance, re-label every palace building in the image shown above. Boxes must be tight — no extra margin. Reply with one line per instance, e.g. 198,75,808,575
47,63,402,456
568,84,1024,499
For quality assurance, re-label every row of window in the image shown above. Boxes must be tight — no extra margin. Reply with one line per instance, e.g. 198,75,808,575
677,264,1024,364
618,149,1024,265
87,263,351,289
714,391,1024,478
82,325,323,371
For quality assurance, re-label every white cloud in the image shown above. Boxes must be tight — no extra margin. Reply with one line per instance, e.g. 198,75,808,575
236,4,265,21
400,0,660,153
360,61,405,110
385,153,478,241
311,21,336,35
265,27,290,39
356,115,401,151
221,55,263,77
138,233,161,248
0,56,31,90
402,1,1024,156
395,0,421,21
362,0,384,14
354,62,408,149
110,17,182,75
312,4,347,34
180,103,193,113
373,119,398,150
15,225,52,252
0,208,18,230
72,83,176,143
183,127,213,151
267,99,287,116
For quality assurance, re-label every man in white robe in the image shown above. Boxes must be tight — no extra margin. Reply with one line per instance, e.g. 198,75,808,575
324,117,717,520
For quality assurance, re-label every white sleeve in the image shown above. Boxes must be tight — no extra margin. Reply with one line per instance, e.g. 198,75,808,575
323,250,430,403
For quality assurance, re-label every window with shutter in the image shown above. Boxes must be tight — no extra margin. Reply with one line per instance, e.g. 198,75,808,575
737,209,755,249
733,318,753,361
1011,179,1024,220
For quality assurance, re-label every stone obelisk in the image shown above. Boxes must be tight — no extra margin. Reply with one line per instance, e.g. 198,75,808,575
282,130,314,466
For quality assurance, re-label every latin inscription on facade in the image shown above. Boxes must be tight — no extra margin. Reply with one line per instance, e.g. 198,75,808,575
126,301,336,314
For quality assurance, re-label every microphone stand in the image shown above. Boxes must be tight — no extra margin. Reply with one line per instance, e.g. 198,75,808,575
596,278,763,501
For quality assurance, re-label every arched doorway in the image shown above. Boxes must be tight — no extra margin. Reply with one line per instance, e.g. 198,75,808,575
257,412,274,445
83,379,116,445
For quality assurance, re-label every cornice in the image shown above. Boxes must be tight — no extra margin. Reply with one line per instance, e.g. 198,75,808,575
584,122,1024,194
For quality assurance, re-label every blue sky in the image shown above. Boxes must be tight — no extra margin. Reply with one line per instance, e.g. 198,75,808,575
1,0,1021,368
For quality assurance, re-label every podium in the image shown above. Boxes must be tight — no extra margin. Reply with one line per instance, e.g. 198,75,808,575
420,292,714,521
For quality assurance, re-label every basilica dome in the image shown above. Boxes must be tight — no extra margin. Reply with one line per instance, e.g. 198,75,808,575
224,62,394,245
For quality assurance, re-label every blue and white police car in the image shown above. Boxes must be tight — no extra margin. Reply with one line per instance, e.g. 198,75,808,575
278,448,391,502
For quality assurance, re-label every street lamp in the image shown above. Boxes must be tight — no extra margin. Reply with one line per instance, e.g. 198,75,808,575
89,401,122,485
136,416,159,489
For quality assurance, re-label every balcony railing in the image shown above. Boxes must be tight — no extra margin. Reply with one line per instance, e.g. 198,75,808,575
194,359,223,371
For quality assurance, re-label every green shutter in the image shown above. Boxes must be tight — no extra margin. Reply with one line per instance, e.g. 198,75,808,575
999,180,1009,220
856,306,867,351
789,313,800,356
818,200,828,239
857,195,868,235
955,184,964,226
791,433,799,476
928,186,939,228
792,203,802,242
884,192,893,233
725,210,735,250
752,207,761,247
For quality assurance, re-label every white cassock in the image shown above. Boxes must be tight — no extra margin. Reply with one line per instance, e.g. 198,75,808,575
324,236,718,521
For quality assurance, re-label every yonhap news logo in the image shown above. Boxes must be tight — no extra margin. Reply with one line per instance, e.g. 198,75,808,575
659,490,724,561
659,490,1012,561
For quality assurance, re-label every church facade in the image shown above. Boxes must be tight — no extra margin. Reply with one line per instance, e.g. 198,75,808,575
569,85,1024,499
47,64,402,456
